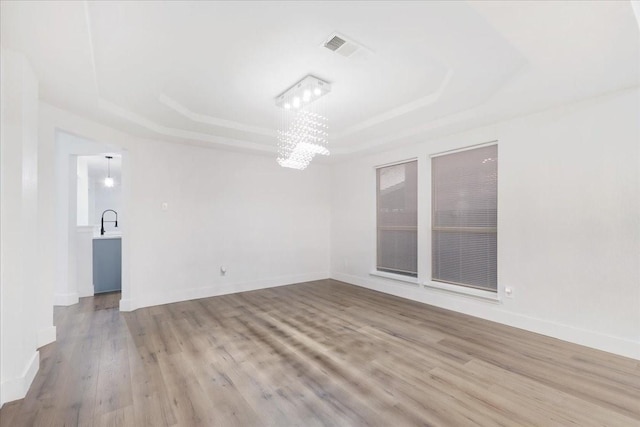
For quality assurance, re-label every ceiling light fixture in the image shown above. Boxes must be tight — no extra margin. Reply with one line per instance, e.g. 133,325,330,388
104,155,114,187
275,75,331,170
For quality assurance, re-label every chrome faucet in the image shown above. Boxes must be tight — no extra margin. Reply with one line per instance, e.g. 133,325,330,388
101,209,118,236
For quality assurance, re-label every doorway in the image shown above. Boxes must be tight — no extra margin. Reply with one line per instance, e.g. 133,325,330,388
54,131,129,308
77,154,123,294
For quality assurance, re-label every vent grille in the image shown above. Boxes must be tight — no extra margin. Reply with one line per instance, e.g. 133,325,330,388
322,33,371,59
324,36,346,51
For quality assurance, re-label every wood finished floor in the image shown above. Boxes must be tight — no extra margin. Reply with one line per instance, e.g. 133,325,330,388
1,280,639,427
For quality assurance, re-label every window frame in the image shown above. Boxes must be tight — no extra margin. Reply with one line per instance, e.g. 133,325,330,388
374,158,419,280
429,142,498,293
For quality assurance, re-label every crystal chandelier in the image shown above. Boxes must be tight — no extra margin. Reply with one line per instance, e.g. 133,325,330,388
275,75,331,170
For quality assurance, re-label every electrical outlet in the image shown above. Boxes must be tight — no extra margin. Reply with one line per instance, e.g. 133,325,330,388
505,287,514,298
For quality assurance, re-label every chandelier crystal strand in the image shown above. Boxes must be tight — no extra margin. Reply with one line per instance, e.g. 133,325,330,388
275,75,331,170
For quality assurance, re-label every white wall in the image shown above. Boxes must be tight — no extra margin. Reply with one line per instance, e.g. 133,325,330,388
0,49,50,406
38,103,331,314
330,87,640,359
76,156,89,226
123,137,331,310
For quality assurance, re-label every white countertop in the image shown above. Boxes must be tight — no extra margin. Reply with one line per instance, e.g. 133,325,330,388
93,232,122,240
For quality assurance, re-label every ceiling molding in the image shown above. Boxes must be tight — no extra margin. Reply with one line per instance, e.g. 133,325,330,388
98,98,277,154
82,0,460,150
157,93,276,137
83,1,274,152
13,1,630,159
333,69,454,141
332,106,481,156
78,0,515,155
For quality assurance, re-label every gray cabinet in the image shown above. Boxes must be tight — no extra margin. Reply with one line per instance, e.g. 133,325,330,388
93,237,121,293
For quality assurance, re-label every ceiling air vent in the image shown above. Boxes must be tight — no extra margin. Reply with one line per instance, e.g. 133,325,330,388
324,35,346,52
322,33,368,59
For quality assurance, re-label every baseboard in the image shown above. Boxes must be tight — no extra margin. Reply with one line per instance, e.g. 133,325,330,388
332,272,640,360
119,298,134,312
37,326,57,348
0,351,39,406
120,272,330,312
78,284,95,298
53,291,79,306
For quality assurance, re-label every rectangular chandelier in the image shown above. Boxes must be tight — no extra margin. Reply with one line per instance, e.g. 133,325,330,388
275,75,331,170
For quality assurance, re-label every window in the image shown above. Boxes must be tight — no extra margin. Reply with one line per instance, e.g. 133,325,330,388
431,144,497,291
376,160,418,277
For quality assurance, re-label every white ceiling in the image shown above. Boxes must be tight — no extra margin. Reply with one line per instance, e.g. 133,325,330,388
2,1,638,157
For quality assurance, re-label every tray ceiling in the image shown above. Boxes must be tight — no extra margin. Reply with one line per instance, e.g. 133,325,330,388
1,1,638,157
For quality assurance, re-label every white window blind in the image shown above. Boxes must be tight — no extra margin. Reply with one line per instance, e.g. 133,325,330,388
432,145,497,291
376,160,418,277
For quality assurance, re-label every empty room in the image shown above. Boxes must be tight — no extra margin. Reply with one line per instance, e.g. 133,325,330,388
1,1,639,426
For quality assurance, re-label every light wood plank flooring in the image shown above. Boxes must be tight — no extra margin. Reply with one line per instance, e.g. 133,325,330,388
1,280,639,426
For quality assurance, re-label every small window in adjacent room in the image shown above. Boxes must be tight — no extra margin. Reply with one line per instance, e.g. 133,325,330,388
376,160,418,277
431,144,497,291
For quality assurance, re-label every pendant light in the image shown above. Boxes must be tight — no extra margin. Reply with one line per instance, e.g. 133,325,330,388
275,75,331,170
104,155,114,187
